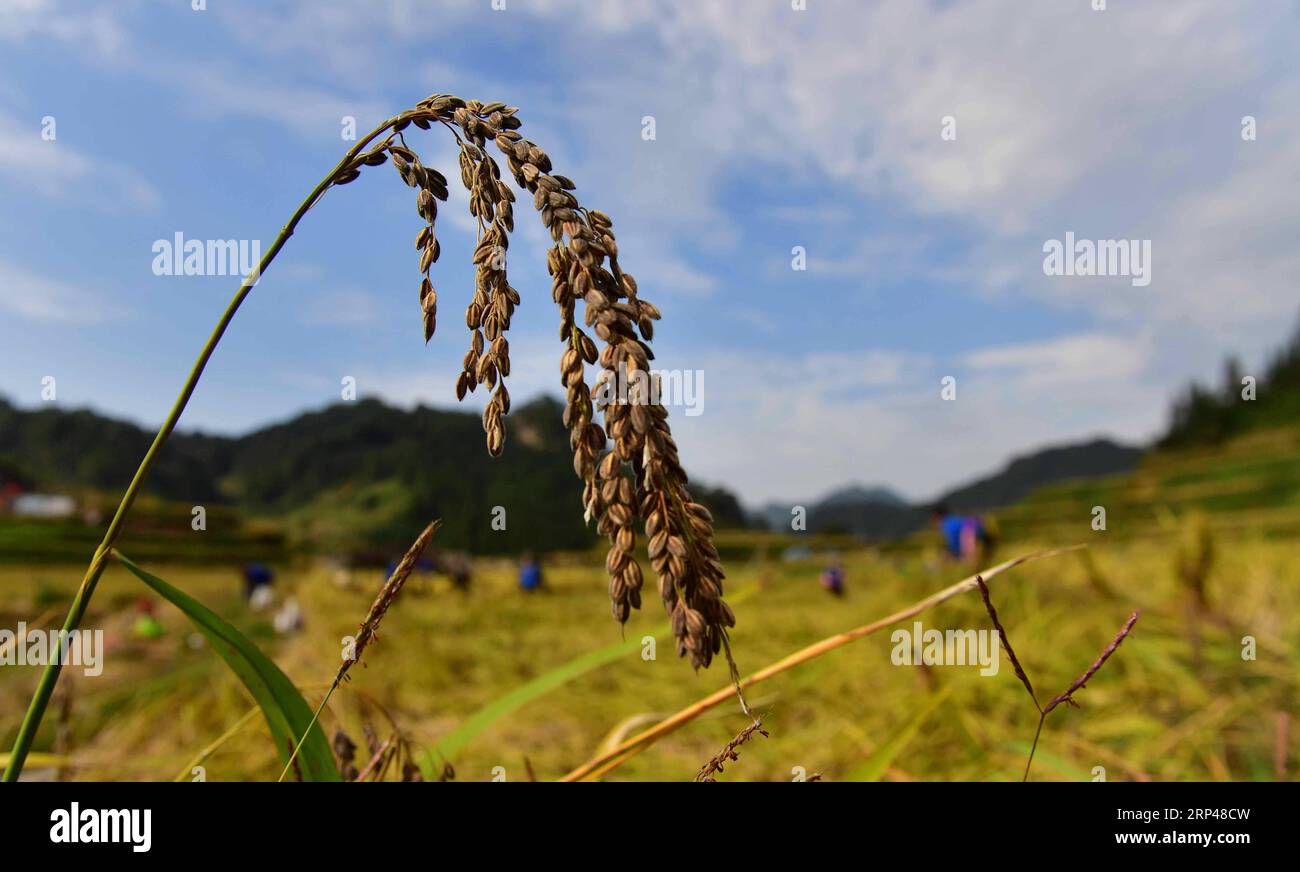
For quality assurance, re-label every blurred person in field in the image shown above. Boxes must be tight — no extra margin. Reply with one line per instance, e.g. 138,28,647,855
820,561,845,597
442,553,473,593
518,552,544,592
930,503,995,563
242,563,275,609
273,597,303,635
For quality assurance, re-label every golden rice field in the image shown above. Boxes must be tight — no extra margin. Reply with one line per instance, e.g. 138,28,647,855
1,529,1295,782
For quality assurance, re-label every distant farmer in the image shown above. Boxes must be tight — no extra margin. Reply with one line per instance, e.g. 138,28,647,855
242,563,275,608
518,553,544,592
441,553,473,593
273,597,304,636
819,562,845,597
930,503,994,562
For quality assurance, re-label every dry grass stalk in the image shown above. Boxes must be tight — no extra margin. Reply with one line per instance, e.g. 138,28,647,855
561,547,1081,781
170,706,260,782
695,719,769,782
341,520,441,679
1042,610,1140,715
278,520,439,782
354,736,393,782
974,575,1139,780
975,576,1039,707
333,723,422,783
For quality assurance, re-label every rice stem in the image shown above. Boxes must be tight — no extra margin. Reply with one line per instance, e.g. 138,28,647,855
3,117,405,783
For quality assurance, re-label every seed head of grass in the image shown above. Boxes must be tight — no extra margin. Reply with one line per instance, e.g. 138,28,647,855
975,574,1141,779
340,520,441,680
975,575,1039,709
1042,610,1140,715
695,719,769,782
330,95,738,670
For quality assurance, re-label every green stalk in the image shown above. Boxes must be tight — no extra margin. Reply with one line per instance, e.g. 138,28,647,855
3,118,402,782
1023,712,1047,782
277,684,336,783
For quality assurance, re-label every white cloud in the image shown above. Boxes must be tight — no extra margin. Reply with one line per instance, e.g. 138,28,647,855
667,333,1164,504
0,110,161,209
524,0,1298,339
300,288,384,327
0,259,120,323
962,331,1154,390
0,0,131,61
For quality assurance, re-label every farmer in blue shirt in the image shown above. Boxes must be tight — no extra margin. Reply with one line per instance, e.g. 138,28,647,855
242,563,274,602
930,503,993,562
820,562,845,597
518,553,544,592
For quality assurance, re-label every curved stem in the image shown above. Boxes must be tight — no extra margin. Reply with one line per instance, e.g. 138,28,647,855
3,117,403,782
173,706,260,782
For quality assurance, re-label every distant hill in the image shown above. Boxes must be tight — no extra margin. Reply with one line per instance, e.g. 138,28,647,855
817,485,909,508
937,438,1144,514
758,484,908,532
10,316,1298,556
0,395,749,555
997,424,1300,542
982,317,1300,543
760,439,1142,540
0,398,237,504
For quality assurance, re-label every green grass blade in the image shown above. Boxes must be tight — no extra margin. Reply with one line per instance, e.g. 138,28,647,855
113,551,340,782
418,586,760,774
845,686,954,782
422,620,670,768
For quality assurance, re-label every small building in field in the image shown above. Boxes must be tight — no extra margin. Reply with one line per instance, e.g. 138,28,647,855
11,493,77,519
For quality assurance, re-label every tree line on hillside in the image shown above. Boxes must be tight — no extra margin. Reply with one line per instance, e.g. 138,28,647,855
0,395,749,555
1159,316,1300,449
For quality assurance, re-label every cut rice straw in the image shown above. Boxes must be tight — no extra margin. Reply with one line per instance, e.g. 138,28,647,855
561,545,1082,781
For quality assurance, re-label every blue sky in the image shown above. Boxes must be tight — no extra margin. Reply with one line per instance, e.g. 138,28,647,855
1,0,1298,505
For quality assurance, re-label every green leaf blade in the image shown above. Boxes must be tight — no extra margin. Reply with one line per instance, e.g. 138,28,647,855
114,552,341,782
